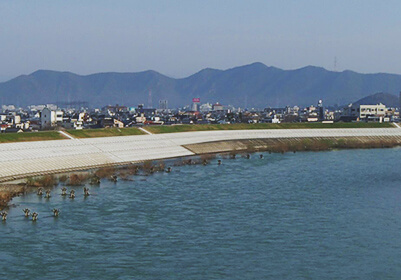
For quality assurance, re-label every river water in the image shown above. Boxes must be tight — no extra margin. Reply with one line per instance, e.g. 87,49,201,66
2,148,401,279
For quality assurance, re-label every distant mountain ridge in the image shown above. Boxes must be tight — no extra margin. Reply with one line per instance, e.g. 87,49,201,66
353,92,399,107
1,62,401,108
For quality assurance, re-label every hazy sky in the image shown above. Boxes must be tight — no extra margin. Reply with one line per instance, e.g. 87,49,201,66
1,0,401,81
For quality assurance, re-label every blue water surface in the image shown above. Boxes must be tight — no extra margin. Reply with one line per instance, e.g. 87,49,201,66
2,148,401,279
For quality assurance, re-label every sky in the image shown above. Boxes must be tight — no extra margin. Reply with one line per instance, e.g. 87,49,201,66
1,0,401,81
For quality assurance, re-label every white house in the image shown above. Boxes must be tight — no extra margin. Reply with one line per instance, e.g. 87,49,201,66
41,107,64,129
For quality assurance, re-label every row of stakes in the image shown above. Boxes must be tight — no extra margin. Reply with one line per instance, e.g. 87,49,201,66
0,210,38,222
94,154,263,175
183,153,264,167
36,187,90,198
217,154,264,165
160,153,264,170
0,187,91,222
1,155,265,222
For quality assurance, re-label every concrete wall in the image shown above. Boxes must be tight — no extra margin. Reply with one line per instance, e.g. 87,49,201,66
1,128,401,182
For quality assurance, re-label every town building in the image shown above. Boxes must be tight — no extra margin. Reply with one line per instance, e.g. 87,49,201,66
41,107,63,129
342,103,386,121
200,103,212,112
212,102,224,111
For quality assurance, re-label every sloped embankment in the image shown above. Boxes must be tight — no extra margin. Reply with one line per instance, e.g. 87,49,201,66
183,136,401,154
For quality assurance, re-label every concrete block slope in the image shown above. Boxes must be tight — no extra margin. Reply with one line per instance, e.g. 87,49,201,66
1,128,401,181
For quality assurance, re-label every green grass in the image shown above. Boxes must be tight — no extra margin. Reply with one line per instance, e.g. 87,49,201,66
0,131,66,143
0,123,394,143
66,127,145,138
146,122,395,134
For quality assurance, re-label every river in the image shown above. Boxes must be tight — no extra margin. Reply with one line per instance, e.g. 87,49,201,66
2,148,401,279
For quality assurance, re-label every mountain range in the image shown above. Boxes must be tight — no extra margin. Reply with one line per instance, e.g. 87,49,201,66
353,92,399,108
1,62,401,108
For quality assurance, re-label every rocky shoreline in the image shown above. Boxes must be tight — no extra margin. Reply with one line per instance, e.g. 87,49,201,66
0,184,28,211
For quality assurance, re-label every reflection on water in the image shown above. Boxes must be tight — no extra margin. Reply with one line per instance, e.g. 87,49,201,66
2,149,401,279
